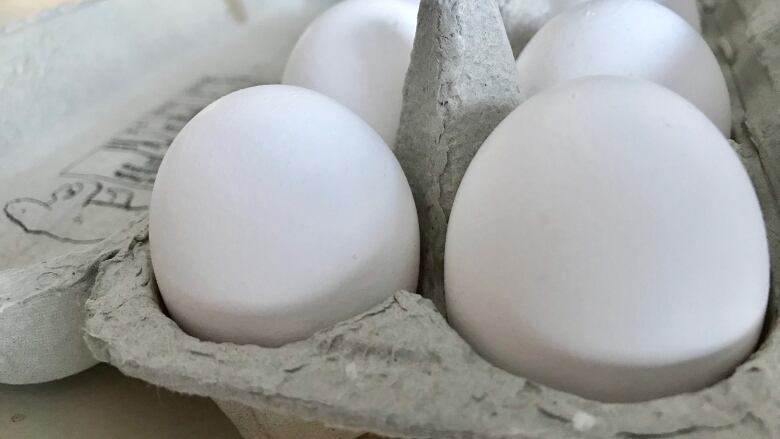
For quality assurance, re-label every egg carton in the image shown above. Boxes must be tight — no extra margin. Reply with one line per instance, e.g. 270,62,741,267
2,0,779,438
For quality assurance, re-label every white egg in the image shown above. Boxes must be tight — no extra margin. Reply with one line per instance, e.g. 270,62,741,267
516,0,731,135
546,0,701,32
445,76,768,402
656,0,701,32
150,85,420,347
282,0,418,146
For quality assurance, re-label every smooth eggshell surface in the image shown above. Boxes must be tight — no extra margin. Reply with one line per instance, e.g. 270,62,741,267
516,0,731,135
445,76,769,402
545,0,701,33
655,0,700,31
282,0,417,147
150,85,420,347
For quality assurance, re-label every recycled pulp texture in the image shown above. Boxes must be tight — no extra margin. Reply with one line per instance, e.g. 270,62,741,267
393,0,521,314
4,0,780,437
81,2,780,438
496,0,553,57
84,221,780,439
215,399,362,439
0,227,133,383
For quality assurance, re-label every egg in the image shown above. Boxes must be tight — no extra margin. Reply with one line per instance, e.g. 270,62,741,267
445,76,768,402
150,85,420,347
282,0,418,146
655,0,700,31
516,0,731,135
544,0,701,33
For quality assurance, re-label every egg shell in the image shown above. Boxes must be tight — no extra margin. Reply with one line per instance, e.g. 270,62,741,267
445,76,769,402
516,0,730,135
548,0,701,32
150,85,420,347
498,0,700,59
282,0,418,146
656,0,701,32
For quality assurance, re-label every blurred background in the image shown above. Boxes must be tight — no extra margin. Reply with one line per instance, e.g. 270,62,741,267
0,0,77,26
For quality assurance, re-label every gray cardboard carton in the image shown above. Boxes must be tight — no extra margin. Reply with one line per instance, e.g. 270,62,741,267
2,0,780,438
